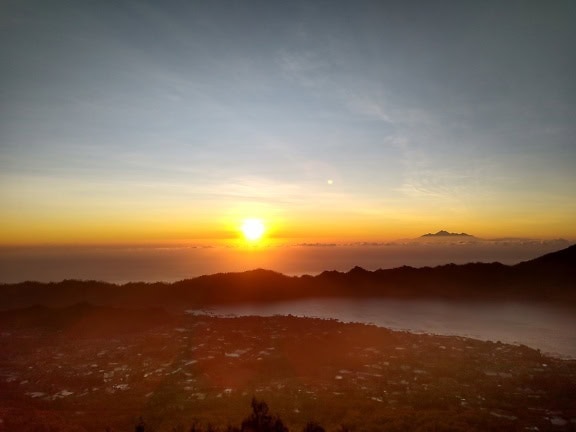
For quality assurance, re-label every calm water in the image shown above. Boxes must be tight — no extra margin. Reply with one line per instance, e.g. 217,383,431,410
192,298,576,359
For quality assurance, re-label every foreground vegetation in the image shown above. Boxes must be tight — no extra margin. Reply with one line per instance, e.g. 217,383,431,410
0,308,575,431
135,398,326,432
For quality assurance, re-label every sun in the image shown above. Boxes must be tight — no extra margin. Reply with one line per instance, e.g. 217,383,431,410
241,218,266,242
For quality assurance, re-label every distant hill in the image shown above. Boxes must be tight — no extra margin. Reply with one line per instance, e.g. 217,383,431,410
0,245,574,309
421,230,474,238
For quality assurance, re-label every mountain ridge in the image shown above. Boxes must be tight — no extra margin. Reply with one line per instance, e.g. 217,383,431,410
0,244,574,309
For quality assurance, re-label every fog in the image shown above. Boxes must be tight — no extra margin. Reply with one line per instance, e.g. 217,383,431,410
0,240,569,283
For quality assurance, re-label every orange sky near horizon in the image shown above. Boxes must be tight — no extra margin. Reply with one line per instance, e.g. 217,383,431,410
1,205,574,247
2,1,576,249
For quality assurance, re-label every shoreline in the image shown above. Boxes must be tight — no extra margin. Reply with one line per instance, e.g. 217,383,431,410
185,297,576,360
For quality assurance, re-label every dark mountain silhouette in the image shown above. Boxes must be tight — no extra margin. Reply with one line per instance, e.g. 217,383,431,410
421,230,474,238
515,242,576,272
0,244,574,310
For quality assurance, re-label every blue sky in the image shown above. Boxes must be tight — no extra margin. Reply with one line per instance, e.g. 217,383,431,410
1,0,576,245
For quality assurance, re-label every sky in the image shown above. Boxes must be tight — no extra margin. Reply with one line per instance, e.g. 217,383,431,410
2,0,576,252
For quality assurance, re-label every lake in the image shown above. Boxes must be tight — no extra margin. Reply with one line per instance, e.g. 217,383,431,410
191,298,576,359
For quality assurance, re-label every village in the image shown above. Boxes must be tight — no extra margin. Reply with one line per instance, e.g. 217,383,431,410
1,312,575,431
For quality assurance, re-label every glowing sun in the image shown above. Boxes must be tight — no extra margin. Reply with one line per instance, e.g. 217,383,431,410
241,218,266,242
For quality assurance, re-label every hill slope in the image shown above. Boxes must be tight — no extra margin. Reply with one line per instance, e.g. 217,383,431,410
0,245,574,309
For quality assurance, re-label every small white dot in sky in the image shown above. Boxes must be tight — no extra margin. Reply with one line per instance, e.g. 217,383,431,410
327,179,334,185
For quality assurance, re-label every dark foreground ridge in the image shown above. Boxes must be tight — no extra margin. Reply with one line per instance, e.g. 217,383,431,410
1,244,575,309
1,311,575,431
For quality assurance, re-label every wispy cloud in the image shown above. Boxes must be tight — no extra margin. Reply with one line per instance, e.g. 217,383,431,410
340,90,393,123
277,49,330,88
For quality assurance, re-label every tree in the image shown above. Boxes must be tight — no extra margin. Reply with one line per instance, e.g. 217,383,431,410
241,398,288,432
135,417,146,432
302,422,325,432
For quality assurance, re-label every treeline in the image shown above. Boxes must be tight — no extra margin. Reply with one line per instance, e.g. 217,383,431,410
1,245,575,309
134,399,332,432
131,398,541,432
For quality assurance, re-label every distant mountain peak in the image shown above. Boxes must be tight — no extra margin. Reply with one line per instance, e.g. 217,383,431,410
421,230,472,238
